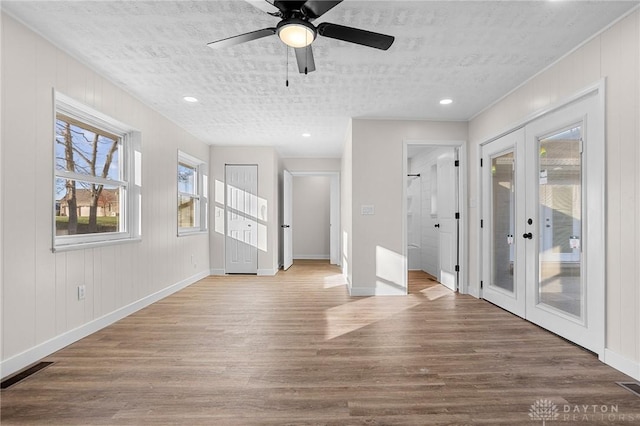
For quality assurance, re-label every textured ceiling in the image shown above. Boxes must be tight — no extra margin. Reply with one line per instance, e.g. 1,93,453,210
3,1,638,157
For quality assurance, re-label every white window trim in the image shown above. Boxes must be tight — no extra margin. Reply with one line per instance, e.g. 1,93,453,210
177,150,208,236
53,91,142,252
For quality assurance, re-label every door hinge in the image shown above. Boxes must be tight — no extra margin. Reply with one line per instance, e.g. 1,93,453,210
480,280,483,289
454,160,459,167
480,158,483,167
455,212,460,219
455,265,460,272
480,219,484,228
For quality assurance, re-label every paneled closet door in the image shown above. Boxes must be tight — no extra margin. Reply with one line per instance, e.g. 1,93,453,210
481,128,527,318
225,164,259,274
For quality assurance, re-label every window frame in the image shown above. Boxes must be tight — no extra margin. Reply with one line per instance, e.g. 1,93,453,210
177,150,208,236
53,92,141,251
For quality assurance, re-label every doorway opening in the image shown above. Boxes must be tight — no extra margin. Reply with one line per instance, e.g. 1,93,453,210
403,140,467,295
281,171,340,271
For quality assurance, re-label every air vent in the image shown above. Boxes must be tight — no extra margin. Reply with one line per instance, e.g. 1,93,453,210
1,362,54,390
617,382,640,397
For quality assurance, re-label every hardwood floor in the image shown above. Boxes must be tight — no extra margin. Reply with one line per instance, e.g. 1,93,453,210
2,260,639,425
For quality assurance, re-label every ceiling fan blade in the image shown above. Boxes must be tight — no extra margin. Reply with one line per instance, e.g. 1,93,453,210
294,45,316,74
301,0,343,20
207,28,276,49
273,1,306,14
317,22,394,50
244,0,280,15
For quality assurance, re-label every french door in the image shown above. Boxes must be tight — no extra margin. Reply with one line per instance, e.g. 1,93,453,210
482,128,527,317
482,92,604,355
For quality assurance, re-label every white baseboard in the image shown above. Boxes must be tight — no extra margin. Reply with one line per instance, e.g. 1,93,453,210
210,268,276,276
0,270,209,380
293,254,330,260
349,285,406,296
604,349,640,381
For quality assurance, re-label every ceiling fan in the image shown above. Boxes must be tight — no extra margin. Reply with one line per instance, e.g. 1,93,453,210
207,0,395,74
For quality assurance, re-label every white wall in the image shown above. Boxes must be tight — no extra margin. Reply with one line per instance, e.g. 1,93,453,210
281,158,341,173
348,119,468,295
209,146,279,276
292,176,330,259
468,10,640,379
1,14,210,378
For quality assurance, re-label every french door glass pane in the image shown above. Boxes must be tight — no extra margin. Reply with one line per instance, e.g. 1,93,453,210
538,126,582,318
491,151,515,293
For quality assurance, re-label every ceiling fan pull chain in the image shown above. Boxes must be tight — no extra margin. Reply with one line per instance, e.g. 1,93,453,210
305,30,308,75
285,45,289,87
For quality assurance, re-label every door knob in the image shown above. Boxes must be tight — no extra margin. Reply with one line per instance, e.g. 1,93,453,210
281,224,290,228
434,224,440,228
522,232,533,239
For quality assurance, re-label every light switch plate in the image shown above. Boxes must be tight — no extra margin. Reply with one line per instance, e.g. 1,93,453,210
361,205,375,215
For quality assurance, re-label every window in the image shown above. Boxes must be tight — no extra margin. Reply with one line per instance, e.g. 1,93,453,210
177,151,208,235
54,92,141,250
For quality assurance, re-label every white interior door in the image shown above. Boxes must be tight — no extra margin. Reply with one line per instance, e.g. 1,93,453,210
436,149,458,291
282,170,293,270
225,165,258,274
482,128,527,318
329,174,340,266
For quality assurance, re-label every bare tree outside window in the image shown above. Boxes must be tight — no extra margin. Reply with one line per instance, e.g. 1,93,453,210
55,117,121,235
178,162,198,228
177,152,207,235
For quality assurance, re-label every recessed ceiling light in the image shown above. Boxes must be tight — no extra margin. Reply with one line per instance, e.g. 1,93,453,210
302,133,311,138
183,96,198,103
439,98,453,105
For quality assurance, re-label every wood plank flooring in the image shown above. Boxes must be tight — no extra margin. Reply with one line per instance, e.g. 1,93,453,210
2,260,639,425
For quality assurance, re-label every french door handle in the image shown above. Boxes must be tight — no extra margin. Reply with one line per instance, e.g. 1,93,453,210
281,224,290,228
434,224,440,228
522,232,533,239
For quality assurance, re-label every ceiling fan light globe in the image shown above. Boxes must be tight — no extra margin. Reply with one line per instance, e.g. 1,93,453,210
277,19,316,48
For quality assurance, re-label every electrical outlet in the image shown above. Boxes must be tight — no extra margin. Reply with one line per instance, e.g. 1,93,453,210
77,285,86,300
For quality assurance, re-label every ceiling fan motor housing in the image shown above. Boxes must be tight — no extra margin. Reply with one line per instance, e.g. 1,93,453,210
276,18,317,48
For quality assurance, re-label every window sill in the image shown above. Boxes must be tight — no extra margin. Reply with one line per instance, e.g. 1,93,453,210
177,230,208,237
53,236,142,253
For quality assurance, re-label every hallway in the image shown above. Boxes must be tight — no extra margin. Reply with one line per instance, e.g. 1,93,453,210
2,261,639,424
